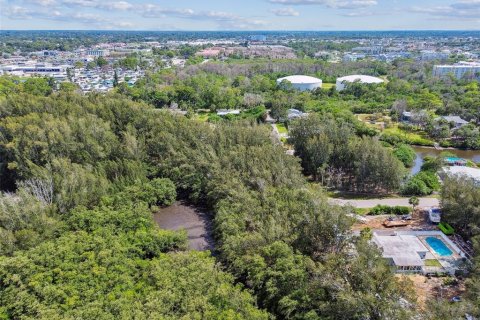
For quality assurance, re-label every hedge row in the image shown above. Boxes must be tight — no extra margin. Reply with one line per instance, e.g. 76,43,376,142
439,222,455,235
369,205,411,216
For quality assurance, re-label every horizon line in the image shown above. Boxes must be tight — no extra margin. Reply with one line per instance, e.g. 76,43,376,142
1,29,480,32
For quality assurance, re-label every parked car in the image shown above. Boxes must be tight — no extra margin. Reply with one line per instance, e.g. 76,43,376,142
428,208,441,224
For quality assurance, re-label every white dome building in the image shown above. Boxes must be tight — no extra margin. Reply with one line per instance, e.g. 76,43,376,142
276,75,322,91
335,75,384,91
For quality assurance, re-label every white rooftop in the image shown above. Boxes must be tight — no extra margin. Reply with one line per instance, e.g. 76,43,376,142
373,233,428,267
435,61,480,68
276,75,322,84
443,166,480,182
336,74,384,84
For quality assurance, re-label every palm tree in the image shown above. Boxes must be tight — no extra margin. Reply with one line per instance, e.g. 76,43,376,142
409,196,420,216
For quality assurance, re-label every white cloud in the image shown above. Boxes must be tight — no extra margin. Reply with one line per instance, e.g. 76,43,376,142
2,5,135,28
3,6,32,19
101,1,132,10
339,11,377,17
61,0,133,10
410,1,480,20
271,7,300,16
451,0,480,9
268,0,377,9
24,0,57,6
140,6,267,29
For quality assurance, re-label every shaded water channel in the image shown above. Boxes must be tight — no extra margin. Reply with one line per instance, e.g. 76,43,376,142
153,201,215,252
411,146,480,175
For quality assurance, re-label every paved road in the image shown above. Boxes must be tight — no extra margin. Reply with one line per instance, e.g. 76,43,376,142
329,197,439,208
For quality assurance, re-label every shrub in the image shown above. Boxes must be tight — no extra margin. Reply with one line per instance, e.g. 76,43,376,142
443,277,458,286
149,178,177,206
104,178,177,208
439,140,453,148
438,222,454,235
208,114,223,122
379,132,434,147
401,177,431,196
393,144,416,168
421,156,442,172
380,133,405,145
369,205,410,216
360,227,373,240
415,171,440,191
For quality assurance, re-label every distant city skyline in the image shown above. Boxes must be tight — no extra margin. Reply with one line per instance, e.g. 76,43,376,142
1,0,479,31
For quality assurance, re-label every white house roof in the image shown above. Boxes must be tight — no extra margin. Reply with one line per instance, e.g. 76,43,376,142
443,166,480,182
373,233,428,267
277,75,322,84
217,109,240,116
336,74,384,84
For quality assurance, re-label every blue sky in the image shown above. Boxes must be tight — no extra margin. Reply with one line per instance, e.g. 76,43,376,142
1,0,479,30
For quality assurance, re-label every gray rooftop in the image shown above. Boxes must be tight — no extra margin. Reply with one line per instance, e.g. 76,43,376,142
373,233,429,267
440,116,469,124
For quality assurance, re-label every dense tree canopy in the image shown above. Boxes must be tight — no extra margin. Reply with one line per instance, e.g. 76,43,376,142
288,114,405,193
0,52,479,319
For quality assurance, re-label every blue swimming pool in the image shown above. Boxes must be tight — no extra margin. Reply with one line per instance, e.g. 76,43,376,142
426,237,453,256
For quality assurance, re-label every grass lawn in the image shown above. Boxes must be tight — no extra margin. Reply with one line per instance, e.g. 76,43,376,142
382,125,435,146
195,113,211,122
357,114,372,122
276,123,288,134
424,259,442,267
322,83,335,90
354,208,370,215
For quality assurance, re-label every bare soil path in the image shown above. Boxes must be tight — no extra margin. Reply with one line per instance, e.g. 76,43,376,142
154,201,214,251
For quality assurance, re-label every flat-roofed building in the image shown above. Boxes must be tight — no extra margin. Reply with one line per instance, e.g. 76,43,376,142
433,61,480,79
1,63,68,76
372,230,466,275
373,232,428,272
86,49,109,57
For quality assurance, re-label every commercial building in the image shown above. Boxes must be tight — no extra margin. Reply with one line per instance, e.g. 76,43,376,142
1,63,68,77
352,46,384,55
335,75,384,91
86,49,109,57
420,50,450,61
433,61,480,79
225,45,296,59
343,53,365,62
276,75,322,91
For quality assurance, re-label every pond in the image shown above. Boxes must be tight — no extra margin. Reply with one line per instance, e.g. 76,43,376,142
411,146,480,175
153,201,214,251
